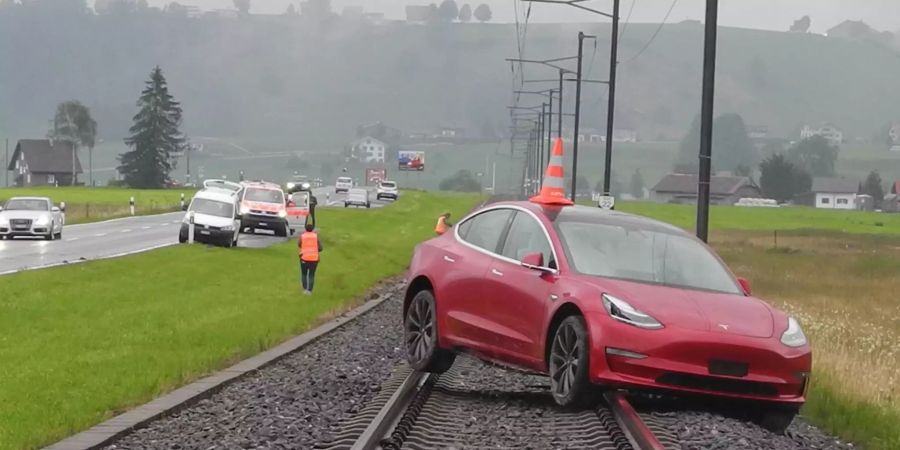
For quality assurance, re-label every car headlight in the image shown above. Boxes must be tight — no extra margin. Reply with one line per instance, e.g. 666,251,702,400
278,209,287,218
221,225,235,231
34,216,50,225
240,205,250,215
781,317,807,347
602,294,664,330
287,182,296,190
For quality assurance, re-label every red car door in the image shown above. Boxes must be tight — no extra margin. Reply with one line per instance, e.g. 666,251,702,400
439,208,515,351
481,211,557,370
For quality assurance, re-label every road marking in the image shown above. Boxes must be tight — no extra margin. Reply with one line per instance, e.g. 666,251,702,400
120,229,132,233
68,238,80,242
142,226,151,230
95,233,107,237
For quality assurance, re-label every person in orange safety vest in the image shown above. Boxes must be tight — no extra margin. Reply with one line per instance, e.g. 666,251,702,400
298,222,323,295
435,212,452,235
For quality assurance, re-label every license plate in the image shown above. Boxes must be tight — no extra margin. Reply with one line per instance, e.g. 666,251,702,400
709,359,749,377
200,230,211,235
14,225,27,230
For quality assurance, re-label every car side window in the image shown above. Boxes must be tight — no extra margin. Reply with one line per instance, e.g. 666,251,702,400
460,209,513,253
501,212,554,268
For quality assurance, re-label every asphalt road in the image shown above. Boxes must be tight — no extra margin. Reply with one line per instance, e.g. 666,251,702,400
0,212,288,275
0,186,392,275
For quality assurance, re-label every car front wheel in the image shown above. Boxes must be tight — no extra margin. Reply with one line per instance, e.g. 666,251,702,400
755,407,798,434
548,315,595,408
405,290,455,373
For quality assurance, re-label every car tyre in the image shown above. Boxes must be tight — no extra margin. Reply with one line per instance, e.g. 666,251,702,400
548,315,596,408
366,202,371,208
45,224,55,241
755,408,798,434
405,290,455,373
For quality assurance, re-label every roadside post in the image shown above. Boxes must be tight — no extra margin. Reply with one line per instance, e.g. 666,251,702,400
129,197,135,216
598,195,616,211
188,211,195,244
180,193,185,210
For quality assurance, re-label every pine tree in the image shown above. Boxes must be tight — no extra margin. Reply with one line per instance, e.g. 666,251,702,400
118,66,185,188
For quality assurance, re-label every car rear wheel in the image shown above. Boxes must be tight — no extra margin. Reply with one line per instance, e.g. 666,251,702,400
405,290,455,373
549,315,595,408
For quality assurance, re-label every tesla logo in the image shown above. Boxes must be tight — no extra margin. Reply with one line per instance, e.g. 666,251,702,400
718,324,729,331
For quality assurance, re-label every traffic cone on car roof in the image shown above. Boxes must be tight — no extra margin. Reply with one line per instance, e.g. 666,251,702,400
530,138,574,206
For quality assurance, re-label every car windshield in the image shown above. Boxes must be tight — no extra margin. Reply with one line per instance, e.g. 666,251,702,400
555,220,742,295
337,178,352,184
190,198,234,218
381,182,396,188
244,188,284,204
4,199,49,211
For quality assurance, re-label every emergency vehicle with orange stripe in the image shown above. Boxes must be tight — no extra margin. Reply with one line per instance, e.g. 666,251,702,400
238,180,307,236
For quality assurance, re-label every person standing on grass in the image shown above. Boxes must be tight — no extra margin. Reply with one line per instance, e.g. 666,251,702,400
299,222,322,295
434,212,452,235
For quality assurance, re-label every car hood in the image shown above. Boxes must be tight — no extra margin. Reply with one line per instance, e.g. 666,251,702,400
187,213,234,227
0,210,51,221
581,277,774,338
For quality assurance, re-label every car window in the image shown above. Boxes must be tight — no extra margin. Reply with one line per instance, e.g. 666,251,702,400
501,212,554,268
191,198,234,218
460,209,513,254
4,199,50,211
381,182,396,188
244,188,284,204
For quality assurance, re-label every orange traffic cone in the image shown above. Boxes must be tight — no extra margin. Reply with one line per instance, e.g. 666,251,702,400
530,138,574,206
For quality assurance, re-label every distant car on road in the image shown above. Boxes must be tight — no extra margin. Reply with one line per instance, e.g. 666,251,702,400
239,181,290,237
0,197,65,241
179,180,242,247
376,180,399,201
335,176,353,193
403,201,811,433
345,188,371,208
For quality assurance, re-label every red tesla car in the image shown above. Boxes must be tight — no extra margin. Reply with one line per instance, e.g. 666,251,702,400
403,201,811,432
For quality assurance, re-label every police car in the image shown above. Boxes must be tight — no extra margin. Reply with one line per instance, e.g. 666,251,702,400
239,180,291,236
179,179,242,247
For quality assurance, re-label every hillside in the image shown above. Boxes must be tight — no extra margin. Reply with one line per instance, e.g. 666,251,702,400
2,10,900,149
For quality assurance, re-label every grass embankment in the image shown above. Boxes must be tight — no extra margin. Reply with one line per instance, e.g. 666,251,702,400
0,187,195,224
0,191,480,450
713,231,900,450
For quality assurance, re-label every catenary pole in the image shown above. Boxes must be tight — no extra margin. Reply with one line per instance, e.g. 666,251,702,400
696,0,719,242
602,0,620,195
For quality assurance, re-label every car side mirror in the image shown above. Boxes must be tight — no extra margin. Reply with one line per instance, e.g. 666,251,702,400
51,207,60,213
520,252,546,271
737,277,752,296
182,203,189,211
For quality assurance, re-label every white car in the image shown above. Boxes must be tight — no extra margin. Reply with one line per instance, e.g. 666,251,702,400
179,180,242,247
345,188,371,208
0,197,65,240
335,177,353,193
376,180,399,201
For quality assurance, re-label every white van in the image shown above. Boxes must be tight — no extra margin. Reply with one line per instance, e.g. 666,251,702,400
345,188,371,208
335,177,353,193
179,179,242,247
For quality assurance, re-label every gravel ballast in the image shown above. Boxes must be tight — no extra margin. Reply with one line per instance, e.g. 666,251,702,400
105,279,407,450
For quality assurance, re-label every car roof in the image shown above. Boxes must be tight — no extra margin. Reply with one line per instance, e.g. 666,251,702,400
194,189,238,203
481,201,689,237
241,181,281,190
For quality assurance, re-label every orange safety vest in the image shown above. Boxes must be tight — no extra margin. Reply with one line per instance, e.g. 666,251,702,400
299,232,320,262
435,216,448,235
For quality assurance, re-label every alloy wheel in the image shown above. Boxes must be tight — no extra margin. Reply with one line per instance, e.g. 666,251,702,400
406,295,435,365
550,321,581,399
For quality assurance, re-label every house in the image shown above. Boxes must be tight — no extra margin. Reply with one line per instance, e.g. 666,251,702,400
650,173,761,205
604,128,638,143
356,122,402,144
439,127,466,139
6,139,82,187
348,137,386,164
800,123,843,146
796,177,858,210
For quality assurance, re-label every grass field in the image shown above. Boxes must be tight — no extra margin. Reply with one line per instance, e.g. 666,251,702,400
0,187,195,224
0,190,481,450
714,231,900,450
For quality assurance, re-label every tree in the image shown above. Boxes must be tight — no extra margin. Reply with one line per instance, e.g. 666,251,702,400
49,101,97,186
759,153,811,203
284,4,297,16
862,170,885,207
437,0,458,22
473,3,491,22
789,15,810,33
118,66,186,188
439,170,482,192
165,2,189,16
629,169,645,199
233,0,250,15
788,135,839,177
677,113,755,172
458,3,471,22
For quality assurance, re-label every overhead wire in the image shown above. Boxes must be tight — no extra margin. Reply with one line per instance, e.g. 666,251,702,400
618,0,637,40
620,0,679,64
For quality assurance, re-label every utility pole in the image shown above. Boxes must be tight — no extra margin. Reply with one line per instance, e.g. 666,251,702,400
89,146,93,187
539,103,546,188
558,70,564,142
186,144,192,185
602,0,621,196
696,0,719,243
546,94,554,173
4,139,8,188
571,32,587,201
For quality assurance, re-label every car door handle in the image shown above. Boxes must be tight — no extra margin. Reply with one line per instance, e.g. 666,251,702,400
443,255,456,263
491,268,504,277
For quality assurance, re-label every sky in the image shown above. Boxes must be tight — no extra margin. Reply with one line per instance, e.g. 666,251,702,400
116,0,900,33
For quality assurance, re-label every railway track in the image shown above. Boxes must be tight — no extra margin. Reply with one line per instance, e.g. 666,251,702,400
316,357,678,450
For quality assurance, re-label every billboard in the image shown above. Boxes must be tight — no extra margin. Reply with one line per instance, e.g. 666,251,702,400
366,168,387,185
398,151,425,171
